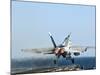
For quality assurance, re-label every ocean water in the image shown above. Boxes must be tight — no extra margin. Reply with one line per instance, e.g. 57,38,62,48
11,57,96,73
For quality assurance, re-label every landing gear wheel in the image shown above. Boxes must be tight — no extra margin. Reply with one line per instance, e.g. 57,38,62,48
71,58,74,64
54,60,57,64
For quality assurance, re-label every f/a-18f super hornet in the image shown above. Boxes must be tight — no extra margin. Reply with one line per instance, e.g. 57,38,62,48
21,32,95,64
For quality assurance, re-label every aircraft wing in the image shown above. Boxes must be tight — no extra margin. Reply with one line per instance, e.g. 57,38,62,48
69,46,95,53
21,47,54,54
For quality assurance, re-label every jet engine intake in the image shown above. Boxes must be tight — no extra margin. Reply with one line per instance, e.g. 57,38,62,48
73,52,80,56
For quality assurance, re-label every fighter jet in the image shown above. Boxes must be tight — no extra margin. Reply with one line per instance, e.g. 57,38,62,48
21,32,95,64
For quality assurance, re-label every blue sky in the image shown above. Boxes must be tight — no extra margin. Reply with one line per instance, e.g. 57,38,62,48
12,1,95,59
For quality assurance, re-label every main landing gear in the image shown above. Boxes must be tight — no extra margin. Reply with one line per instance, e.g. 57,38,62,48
65,56,75,64
54,60,57,64
71,58,74,64
53,52,75,64
53,57,75,64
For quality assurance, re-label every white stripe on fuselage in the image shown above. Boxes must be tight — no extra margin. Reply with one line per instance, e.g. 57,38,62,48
63,46,81,53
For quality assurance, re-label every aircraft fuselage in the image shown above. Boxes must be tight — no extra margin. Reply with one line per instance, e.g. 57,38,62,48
54,46,71,58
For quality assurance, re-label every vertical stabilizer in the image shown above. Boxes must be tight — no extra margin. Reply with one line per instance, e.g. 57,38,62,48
62,33,72,47
48,32,57,48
